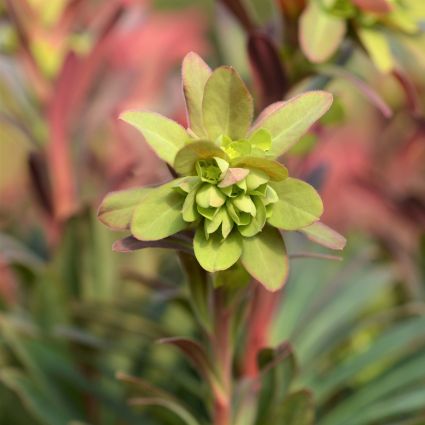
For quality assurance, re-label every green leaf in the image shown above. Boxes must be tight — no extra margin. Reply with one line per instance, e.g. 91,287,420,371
239,197,266,237
300,221,346,250
251,91,333,157
194,228,242,272
174,141,227,175
202,66,253,140
97,187,151,230
277,390,315,425
240,226,288,291
358,28,394,73
129,397,201,425
131,180,187,241
268,178,323,230
120,111,190,166
256,343,297,424
196,184,226,208
232,157,288,181
249,128,272,151
182,52,211,138
299,1,346,63
0,369,72,425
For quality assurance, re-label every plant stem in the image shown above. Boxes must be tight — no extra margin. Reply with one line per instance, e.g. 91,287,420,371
212,288,233,425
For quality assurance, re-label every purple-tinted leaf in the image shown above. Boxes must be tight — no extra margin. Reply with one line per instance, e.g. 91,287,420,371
248,31,287,108
112,235,193,254
218,0,255,32
299,221,347,251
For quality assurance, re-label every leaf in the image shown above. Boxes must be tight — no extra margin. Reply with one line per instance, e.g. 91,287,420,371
299,1,346,63
250,91,333,157
193,228,242,272
318,65,392,118
277,390,315,425
352,0,394,14
128,398,201,425
174,141,227,175
158,337,223,396
268,178,323,230
256,343,298,424
131,181,187,241
232,157,288,181
120,111,190,166
182,52,211,138
357,28,394,73
112,235,193,254
202,66,253,140
300,222,346,250
0,369,72,425
97,187,151,230
240,226,288,291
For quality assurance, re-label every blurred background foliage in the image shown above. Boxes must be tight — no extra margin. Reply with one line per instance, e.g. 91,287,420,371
0,0,424,424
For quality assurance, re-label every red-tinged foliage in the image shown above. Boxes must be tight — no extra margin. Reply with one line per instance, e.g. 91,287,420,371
2,0,209,226
352,0,393,14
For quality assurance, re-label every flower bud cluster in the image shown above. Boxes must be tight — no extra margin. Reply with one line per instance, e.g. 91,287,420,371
176,157,278,240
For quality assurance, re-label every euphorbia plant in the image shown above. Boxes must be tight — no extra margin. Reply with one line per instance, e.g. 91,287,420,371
98,52,345,424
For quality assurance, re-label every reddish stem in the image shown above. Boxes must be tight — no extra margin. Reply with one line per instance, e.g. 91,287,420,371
243,283,280,378
212,290,233,425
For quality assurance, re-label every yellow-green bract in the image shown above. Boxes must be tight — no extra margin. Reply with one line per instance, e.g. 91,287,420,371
98,52,346,291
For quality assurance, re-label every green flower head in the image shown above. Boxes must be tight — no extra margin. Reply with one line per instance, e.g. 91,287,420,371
98,53,345,291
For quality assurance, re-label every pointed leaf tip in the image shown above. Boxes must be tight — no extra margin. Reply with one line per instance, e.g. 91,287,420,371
251,91,333,158
119,111,190,166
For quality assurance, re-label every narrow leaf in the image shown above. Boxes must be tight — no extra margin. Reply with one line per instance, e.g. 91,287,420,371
277,389,315,425
98,187,151,230
120,111,190,166
299,1,346,63
129,398,200,425
182,52,211,138
358,28,394,73
112,235,193,254
300,222,346,250
202,66,253,140
241,226,288,291
250,91,333,157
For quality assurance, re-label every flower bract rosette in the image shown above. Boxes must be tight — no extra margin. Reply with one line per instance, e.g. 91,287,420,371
98,52,346,291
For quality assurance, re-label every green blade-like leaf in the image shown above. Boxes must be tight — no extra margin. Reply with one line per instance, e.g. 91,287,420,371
318,352,425,425
300,221,346,250
250,91,333,157
240,226,288,291
129,397,201,425
358,28,394,73
174,141,227,175
268,178,323,230
131,180,187,241
0,369,72,425
194,228,242,272
256,343,297,423
97,187,151,230
232,157,288,181
202,66,254,140
276,390,315,425
299,1,346,63
120,111,190,166
182,52,211,138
